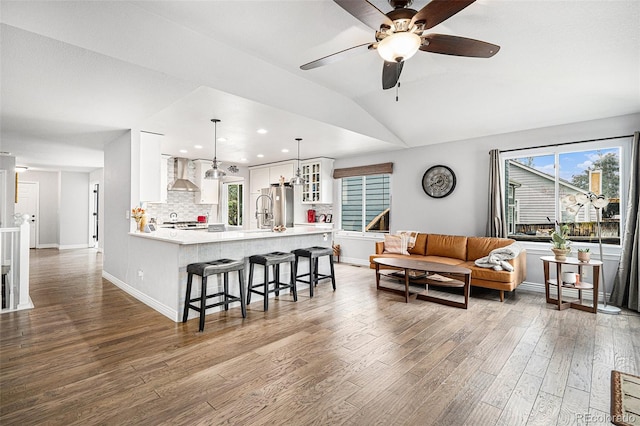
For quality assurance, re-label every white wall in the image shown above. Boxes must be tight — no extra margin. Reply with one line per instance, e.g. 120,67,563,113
333,113,640,292
59,172,90,248
103,130,135,282
0,156,16,225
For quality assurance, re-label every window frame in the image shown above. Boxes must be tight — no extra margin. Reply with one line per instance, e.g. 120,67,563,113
501,137,629,248
339,173,391,234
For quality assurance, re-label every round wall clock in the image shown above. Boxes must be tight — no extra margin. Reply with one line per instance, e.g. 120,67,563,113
422,165,456,198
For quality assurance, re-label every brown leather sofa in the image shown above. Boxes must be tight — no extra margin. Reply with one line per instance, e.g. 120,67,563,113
369,233,527,302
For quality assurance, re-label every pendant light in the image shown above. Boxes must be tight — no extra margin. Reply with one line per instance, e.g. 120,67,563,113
290,137,305,186
205,118,226,180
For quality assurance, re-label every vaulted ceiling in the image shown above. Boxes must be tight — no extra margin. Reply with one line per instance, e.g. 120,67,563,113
1,1,639,172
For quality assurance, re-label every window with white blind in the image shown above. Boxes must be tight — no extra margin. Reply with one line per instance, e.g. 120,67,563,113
341,174,390,232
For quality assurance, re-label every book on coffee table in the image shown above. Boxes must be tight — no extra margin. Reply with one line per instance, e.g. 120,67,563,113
426,273,454,282
391,270,427,279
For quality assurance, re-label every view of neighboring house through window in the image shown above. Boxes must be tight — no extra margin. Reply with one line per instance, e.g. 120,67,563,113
504,145,622,245
341,174,390,232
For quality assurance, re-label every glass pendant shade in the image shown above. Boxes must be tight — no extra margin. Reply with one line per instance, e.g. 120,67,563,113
290,170,305,186
205,118,225,180
290,138,306,186
377,32,421,63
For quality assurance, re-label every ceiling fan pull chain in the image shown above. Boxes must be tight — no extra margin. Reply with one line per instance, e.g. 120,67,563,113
396,82,400,102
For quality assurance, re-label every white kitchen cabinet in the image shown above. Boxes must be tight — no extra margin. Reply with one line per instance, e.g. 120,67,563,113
249,167,270,194
301,158,334,204
269,163,294,185
139,132,164,202
194,160,219,204
158,154,169,203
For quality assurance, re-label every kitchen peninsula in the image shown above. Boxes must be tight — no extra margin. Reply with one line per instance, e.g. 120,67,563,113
105,226,334,322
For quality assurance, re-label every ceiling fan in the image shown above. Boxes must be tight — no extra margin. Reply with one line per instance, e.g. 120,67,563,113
300,0,500,90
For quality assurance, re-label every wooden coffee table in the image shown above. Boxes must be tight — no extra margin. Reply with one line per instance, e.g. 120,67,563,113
373,257,471,309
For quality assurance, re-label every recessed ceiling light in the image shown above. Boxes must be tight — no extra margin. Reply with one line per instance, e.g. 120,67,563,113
240,158,247,162
179,149,188,153
217,137,227,142
281,149,289,153
257,154,264,158
194,145,203,149
257,129,268,134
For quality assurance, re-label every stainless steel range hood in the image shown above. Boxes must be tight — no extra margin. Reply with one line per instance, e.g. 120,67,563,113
167,158,199,192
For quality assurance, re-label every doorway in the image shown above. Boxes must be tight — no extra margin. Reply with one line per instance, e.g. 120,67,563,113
16,181,39,248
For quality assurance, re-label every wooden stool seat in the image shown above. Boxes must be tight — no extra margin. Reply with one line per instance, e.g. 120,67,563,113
292,246,336,298
247,251,297,311
182,258,246,332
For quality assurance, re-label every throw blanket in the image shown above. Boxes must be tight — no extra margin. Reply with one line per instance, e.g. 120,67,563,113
474,243,523,272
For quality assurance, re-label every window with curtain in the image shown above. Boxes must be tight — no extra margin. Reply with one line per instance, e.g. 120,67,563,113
503,144,623,245
341,174,390,232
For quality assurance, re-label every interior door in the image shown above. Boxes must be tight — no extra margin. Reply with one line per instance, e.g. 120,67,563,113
15,181,38,248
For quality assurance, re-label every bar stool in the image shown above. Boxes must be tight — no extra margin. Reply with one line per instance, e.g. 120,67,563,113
182,258,246,332
292,246,336,298
247,251,297,311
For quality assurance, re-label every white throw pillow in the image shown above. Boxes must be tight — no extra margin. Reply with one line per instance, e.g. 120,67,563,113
383,234,409,255
397,230,418,249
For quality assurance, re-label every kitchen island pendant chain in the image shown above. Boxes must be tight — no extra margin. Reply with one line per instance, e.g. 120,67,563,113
290,137,306,186
205,118,225,179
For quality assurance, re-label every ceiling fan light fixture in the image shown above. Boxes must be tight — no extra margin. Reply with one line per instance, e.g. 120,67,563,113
377,32,421,63
205,118,226,180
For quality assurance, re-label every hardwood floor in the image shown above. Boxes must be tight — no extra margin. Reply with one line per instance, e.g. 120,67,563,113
1,248,639,425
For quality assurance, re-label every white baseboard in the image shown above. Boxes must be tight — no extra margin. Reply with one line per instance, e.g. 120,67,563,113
37,243,58,249
59,244,90,250
102,271,178,322
517,280,609,302
339,257,370,267
1,296,34,314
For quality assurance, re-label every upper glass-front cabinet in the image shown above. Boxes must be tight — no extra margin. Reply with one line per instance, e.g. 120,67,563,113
301,158,334,204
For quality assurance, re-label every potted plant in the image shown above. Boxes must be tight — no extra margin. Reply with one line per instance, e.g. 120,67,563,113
550,223,571,261
577,248,591,263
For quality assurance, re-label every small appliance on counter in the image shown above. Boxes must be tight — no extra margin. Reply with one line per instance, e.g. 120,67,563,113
307,209,316,223
197,215,207,223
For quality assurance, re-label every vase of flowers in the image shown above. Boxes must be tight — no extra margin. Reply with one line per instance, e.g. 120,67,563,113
131,206,146,232
550,223,571,261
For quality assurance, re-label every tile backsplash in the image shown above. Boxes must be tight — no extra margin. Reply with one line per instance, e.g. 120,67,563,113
146,191,216,224
145,158,216,224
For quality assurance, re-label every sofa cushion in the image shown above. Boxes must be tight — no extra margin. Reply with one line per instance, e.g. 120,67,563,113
426,234,467,260
409,233,428,255
383,234,409,255
467,237,516,261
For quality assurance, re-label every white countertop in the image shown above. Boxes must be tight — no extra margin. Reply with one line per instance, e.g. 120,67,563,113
129,225,334,245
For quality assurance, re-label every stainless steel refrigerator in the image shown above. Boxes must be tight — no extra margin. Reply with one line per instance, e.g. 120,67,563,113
259,185,293,228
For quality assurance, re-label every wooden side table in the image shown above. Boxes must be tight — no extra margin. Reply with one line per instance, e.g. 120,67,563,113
541,256,602,313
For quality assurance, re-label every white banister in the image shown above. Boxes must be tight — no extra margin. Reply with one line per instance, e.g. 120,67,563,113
0,215,32,312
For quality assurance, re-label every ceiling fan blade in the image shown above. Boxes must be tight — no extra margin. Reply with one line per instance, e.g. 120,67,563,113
411,0,476,29
382,61,404,90
334,0,392,30
300,42,373,70
421,34,500,58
